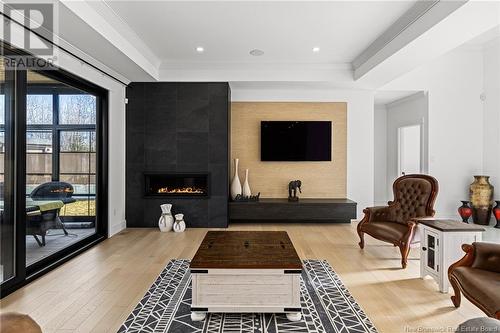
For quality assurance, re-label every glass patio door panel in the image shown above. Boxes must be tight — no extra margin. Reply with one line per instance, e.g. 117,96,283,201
59,94,97,125
59,130,96,219
0,41,107,297
27,94,53,124
0,57,15,283
25,72,97,266
26,130,53,194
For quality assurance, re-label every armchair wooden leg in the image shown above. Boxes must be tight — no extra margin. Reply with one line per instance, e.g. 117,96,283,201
357,229,364,249
449,276,462,308
399,243,411,269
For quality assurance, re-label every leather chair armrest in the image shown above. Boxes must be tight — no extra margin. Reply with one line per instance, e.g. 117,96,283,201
362,205,395,223
471,242,500,273
408,215,435,225
448,244,476,277
357,206,394,234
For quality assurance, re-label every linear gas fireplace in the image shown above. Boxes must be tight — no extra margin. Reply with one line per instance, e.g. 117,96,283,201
144,173,210,197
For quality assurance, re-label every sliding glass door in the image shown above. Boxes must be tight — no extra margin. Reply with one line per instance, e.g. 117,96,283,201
25,72,98,266
0,56,15,284
0,44,107,297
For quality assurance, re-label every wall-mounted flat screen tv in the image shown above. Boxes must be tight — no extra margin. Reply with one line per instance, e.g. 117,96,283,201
261,121,332,161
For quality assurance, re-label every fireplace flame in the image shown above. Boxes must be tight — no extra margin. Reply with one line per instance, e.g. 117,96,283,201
157,187,205,194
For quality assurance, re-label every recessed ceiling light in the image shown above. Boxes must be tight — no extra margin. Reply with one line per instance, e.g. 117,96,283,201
312,47,320,53
249,49,264,56
196,46,204,53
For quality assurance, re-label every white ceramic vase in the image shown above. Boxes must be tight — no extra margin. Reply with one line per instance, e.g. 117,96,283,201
242,169,251,197
230,158,242,200
158,204,173,232
173,213,186,232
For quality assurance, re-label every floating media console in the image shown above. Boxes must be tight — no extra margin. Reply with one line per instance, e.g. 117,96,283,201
229,198,356,223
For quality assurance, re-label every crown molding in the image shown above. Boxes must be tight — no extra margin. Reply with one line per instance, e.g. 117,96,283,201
352,0,440,69
100,0,160,68
0,1,131,85
386,91,427,109
353,0,466,80
159,62,362,86
159,61,352,70
61,0,161,80
354,1,500,89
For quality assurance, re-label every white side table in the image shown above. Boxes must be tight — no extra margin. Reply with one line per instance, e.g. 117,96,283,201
418,219,485,293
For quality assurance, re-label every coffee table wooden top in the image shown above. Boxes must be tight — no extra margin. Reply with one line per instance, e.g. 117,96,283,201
190,231,302,270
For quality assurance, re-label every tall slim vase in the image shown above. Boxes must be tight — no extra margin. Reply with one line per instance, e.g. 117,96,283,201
469,175,494,225
242,169,251,197
230,158,242,200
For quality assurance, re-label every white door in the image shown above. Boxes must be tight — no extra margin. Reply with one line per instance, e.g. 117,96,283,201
398,124,421,175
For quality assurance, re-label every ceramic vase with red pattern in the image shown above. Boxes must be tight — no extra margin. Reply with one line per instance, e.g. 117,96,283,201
493,200,500,229
458,200,473,223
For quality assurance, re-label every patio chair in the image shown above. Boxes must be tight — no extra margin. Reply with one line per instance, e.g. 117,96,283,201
27,181,76,246
30,181,77,204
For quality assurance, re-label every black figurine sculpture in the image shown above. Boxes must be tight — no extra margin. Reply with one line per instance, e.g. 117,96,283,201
288,180,302,202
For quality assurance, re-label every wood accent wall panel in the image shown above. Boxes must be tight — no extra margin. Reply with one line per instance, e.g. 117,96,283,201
231,102,347,198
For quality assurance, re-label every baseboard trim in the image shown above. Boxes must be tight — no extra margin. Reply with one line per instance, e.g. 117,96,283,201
109,219,127,237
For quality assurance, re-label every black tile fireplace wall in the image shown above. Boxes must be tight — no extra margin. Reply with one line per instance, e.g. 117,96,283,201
126,83,230,228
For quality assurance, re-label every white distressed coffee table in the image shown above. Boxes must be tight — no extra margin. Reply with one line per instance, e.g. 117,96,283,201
190,231,303,322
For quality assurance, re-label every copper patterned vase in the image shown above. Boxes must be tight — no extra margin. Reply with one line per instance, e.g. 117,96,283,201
469,176,494,225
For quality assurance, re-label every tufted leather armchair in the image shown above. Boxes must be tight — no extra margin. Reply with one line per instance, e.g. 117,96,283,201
449,242,500,319
357,174,439,268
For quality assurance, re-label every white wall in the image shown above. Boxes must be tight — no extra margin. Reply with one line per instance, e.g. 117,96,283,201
483,38,500,196
382,49,484,218
374,105,388,205
385,92,429,197
230,86,374,218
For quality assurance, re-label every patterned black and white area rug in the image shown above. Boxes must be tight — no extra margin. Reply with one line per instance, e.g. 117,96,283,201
119,259,377,333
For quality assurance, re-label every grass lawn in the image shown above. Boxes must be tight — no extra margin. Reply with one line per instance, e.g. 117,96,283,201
60,199,96,216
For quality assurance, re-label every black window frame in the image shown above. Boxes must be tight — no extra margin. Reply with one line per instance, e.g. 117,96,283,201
23,85,98,221
0,41,108,298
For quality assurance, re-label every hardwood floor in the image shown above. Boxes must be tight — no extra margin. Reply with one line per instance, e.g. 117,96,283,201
0,222,490,332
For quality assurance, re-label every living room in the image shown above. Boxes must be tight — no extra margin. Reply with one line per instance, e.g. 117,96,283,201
0,1,499,332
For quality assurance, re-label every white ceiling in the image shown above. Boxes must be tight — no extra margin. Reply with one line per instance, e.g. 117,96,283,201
104,1,416,67
50,0,499,84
